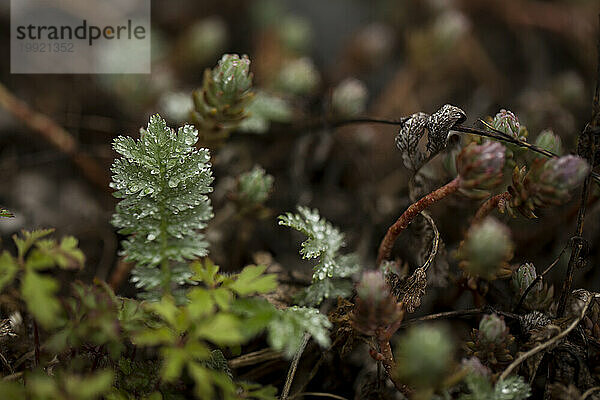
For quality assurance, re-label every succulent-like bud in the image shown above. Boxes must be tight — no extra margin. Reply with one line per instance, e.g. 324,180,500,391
492,109,520,139
509,155,589,217
394,325,453,389
332,78,368,117
234,166,274,211
466,314,514,369
351,270,403,336
456,142,506,194
512,263,540,296
191,54,254,141
534,129,562,157
478,314,507,344
277,57,320,95
457,217,514,280
512,263,554,311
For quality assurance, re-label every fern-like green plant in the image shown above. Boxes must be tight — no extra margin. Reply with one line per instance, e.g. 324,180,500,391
111,114,214,300
279,206,360,306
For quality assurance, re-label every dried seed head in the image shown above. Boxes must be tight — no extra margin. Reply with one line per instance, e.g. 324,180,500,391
456,142,506,192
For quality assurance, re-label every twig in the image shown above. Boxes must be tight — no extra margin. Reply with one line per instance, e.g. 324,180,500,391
500,290,597,381
581,386,600,400
281,333,311,400
0,351,14,375
473,192,511,223
557,23,600,315
291,392,349,400
402,308,484,327
0,82,110,191
377,177,460,265
514,243,569,313
228,348,283,369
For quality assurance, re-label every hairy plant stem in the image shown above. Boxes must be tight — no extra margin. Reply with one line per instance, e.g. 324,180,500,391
377,177,460,266
473,191,511,223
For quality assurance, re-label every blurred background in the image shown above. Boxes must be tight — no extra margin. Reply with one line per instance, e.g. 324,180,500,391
0,0,599,302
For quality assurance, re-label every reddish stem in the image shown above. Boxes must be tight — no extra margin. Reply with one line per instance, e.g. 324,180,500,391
472,191,511,223
377,177,461,266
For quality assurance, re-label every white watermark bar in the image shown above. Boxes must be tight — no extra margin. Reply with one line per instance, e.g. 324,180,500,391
11,0,151,74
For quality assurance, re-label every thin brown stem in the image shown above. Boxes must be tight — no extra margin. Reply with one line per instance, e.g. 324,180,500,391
377,177,460,266
0,82,110,192
375,334,411,395
473,192,511,223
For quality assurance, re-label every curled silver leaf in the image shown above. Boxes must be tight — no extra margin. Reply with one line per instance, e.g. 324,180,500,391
426,104,466,155
395,112,429,170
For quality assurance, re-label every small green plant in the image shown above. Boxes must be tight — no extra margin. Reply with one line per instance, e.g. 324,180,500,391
111,114,214,301
279,206,360,306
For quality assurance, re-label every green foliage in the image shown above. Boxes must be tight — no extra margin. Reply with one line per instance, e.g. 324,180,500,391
234,165,274,212
0,370,114,400
0,229,84,328
460,373,531,400
279,206,360,306
268,306,332,357
133,260,285,398
111,114,214,299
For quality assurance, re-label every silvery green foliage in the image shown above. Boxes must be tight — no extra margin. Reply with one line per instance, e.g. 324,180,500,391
111,114,214,299
460,374,531,400
279,207,360,306
236,166,274,207
395,104,466,171
268,306,331,358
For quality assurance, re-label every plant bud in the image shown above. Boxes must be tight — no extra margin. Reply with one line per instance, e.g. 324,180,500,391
512,263,540,296
456,142,505,192
332,78,368,117
529,155,589,206
215,54,253,101
492,109,520,139
277,57,320,95
394,325,453,388
458,217,513,280
236,166,274,208
478,314,508,344
534,129,562,157
351,270,403,336
461,356,491,377
191,54,254,136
